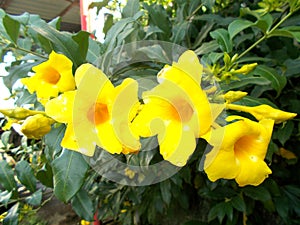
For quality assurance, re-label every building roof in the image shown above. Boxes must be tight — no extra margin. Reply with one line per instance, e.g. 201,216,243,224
0,0,81,32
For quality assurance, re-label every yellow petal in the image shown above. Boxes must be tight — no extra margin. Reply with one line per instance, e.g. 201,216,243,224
235,152,272,186
45,91,76,123
159,121,196,167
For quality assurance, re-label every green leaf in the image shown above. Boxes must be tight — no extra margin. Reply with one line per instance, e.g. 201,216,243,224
44,124,65,161
71,188,95,221
284,57,300,77
36,163,53,188
183,220,207,225
237,96,278,108
143,3,171,40
15,160,37,193
228,19,254,39
160,180,172,205
30,22,84,68
270,26,300,42
194,40,219,55
208,202,228,223
122,0,139,18
3,15,20,43
276,121,294,145
171,21,189,43
255,13,273,33
220,76,271,91
253,65,287,96
86,38,102,64
0,190,12,207
230,195,246,212
52,149,89,202
0,160,17,192
210,28,233,52
72,31,90,60
48,17,61,30
103,14,114,36
89,0,110,14
26,189,42,206
3,203,19,225
243,186,271,202
3,61,39,91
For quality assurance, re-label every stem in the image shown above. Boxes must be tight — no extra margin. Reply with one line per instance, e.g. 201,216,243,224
237,11,294,60
187,3,203,21
0,40,47,59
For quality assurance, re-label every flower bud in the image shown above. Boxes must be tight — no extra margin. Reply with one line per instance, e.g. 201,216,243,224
0,107,45,120
232,63,258,75
223,91,248,103
21,114,54,139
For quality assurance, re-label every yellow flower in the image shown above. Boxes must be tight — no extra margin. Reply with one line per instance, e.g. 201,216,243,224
132,50,219,167
20,114,54,139
226,103,297,124
21,51,75,104
203,116,274,186
45,63,140,156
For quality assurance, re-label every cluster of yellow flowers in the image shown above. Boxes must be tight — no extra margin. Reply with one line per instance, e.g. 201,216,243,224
1,50,296,187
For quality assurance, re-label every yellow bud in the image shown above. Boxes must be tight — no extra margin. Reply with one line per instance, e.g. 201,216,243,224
223,91,248,103
233,63,258,75
226,104,297,124
80,220,91,225
20,114,54,139
0,107,46,120
124,167,135,179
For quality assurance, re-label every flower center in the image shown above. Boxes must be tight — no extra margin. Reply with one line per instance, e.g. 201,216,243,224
87,102,109,125
42,68,61,84
170,98,194,123
234,135,257,157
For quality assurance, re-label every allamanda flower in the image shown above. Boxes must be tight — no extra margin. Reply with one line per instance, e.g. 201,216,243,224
203,116,274,186
21,51,75,104
45,63,140,156
132,50,219,167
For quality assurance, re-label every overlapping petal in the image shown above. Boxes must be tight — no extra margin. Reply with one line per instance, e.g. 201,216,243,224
203,116,274,186
132,50,216,166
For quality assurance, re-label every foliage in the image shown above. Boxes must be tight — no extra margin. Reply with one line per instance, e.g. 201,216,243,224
0,0,300,224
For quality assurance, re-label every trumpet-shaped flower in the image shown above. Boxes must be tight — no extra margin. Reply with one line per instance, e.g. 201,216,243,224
203,116,274,186
226,103,297,124
45,63,140,156
21,51,75,104
132,50,219,167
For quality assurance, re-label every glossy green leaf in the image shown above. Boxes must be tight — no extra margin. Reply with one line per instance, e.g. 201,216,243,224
0,160,17,192
194,40,219,55
144,26,164,39
122,0,139,18
228,19,254,39
44,124,65,161
171,21,189,43
160,180,171,205
89,0,109,13
26,189,42,206
243,186,271,202
86,38,102,64
230,195,246,212
52,149,89,202
36,163,53,188
103,14,114,36
284,57,300,77
48,17,61,30
3,203,19,225
271,26,300,42
71,188,95,221
3,15,20,43
15,160,37,193
30,23,84,68
221,76,271,91
72,31,90,60
210,28,233,52
0,190,12,207
255,13,273,33
277,120,294,145
253,65,287,96
3,61,39,91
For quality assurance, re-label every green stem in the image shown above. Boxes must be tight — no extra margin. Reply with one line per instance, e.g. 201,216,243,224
187,3,203,21
0,40,47,59
237,11,294,60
